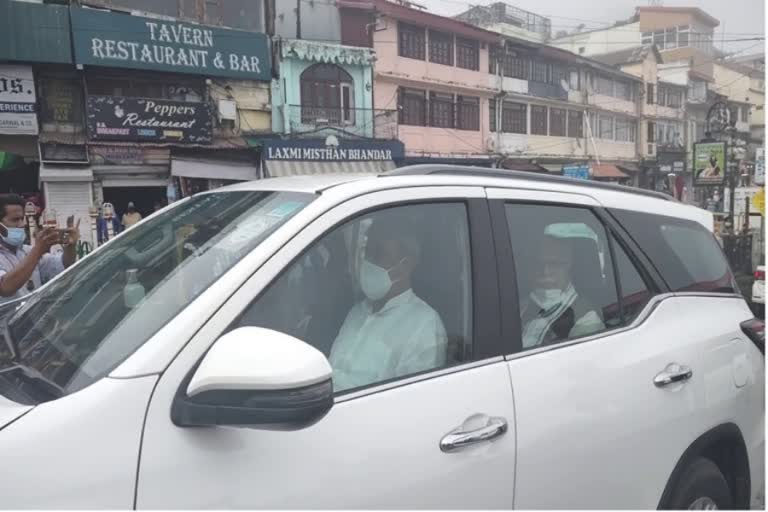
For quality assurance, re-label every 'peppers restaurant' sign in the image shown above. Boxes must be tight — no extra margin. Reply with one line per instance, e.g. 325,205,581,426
70,7,271,81
86,96,212,144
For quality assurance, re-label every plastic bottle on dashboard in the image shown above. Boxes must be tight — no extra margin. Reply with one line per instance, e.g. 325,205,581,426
123,269,145,308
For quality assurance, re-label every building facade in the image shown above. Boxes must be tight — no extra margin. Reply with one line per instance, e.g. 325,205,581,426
263,37,403,176
0,0,274,245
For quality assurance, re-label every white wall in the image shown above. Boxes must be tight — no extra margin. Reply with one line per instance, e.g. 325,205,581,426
551,23,641,56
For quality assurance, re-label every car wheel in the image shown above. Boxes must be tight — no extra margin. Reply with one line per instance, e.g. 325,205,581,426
666,457,733,510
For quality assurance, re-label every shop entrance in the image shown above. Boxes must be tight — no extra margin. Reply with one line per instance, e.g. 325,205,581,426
102,186,166,220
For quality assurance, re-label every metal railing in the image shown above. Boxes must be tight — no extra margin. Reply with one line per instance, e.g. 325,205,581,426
285,105,398,139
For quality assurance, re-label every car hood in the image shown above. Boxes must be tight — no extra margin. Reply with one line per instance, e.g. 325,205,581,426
0,394,32,430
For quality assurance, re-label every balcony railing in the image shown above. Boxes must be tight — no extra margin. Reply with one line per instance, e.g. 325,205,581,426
285,105,398,140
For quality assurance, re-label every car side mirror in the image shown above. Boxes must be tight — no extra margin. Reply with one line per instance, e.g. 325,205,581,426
172,327,334,431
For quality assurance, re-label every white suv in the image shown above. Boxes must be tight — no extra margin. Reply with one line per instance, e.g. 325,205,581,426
0,166,763,509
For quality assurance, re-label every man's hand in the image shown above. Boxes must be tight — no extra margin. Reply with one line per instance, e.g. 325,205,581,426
34,227,60,255
61,216,80,268
63,216,80,247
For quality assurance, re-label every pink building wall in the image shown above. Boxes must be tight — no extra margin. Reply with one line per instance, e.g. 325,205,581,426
372,16,494,157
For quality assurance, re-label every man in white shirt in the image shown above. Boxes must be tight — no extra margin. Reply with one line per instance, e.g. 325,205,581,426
521,235,604,348
0,194,80,304
330,216,447,392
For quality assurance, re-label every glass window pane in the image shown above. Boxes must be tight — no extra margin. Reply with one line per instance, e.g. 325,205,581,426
611,237,652,323
609,210,736,293
531,105,548,135
235,203,473,393
599,115,614,139
505,204,619,350
5,191,315,397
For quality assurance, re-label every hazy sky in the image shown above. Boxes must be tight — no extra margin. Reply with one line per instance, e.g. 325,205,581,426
420,0,765,54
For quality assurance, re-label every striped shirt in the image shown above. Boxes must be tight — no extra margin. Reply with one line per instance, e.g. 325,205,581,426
0,244,65,304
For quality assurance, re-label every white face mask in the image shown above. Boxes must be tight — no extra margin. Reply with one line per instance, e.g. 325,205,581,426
531,288,564,311
359,258,405,302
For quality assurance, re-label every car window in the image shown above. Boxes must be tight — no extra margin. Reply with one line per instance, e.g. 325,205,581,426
505,204,620,351
0,191,315,403
235,202,473,394
609,209,736,293
611,236,652,324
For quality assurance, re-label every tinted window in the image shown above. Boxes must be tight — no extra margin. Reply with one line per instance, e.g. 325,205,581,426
610,209,735,293
236,203,473,393
505,204,619,350
611,237,652,323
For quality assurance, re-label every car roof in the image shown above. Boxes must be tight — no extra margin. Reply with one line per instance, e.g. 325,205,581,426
209,165,713,230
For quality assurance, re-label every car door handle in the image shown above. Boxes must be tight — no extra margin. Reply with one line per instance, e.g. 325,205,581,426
654,363,693,387
440,415,508,453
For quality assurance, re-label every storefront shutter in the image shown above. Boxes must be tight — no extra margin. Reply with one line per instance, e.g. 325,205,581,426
43,182,93,244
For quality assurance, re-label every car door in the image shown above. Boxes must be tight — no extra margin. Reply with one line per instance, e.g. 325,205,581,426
488,188,750,509
136,186,517,509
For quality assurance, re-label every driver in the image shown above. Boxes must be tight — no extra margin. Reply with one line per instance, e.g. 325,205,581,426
329,213,447,392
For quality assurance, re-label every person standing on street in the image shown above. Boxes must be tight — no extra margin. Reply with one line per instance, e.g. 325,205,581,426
0,194,80,303
122,202,142,229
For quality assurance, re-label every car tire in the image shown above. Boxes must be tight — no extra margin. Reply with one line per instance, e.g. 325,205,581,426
666,457,733,510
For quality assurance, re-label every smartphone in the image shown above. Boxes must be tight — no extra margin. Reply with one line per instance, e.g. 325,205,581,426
57,228,69,245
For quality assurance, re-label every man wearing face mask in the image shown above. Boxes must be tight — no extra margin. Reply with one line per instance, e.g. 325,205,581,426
521,235,604,349
0,194,80,304
329,215,447,392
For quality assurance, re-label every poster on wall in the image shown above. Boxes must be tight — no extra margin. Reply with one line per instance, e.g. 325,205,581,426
86,96,212,144
694,142,726,186
0,65,38,135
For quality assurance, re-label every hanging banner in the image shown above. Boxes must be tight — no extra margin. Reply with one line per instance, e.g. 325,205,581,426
694,142,726,186
86,96,212,144
0,65,38,135
70,7,271,80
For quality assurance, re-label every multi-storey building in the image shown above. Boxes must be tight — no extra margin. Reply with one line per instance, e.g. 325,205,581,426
591,45,688,194
339,0,501,167
336,0,644,182
0,0,276,244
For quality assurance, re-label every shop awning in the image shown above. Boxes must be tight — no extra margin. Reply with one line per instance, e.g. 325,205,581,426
39,164,93,182
263,159,396,177
171,158,258,182
591,164,629,179
616,162,640,173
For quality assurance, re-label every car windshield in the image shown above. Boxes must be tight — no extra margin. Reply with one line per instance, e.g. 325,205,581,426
0,190,314,404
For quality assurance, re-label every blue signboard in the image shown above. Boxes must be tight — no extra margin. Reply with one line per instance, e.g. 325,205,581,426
260,139,405,162
562,164,590,180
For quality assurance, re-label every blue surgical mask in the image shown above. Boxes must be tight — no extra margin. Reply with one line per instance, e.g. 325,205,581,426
0,223,25,248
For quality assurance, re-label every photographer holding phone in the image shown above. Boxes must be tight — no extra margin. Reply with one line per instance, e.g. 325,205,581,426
0,194,80,304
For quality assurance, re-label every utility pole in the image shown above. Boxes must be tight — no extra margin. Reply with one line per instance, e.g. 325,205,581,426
296,0,302,39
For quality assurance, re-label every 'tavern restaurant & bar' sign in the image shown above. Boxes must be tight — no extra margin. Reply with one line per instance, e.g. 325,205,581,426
70,7,271,81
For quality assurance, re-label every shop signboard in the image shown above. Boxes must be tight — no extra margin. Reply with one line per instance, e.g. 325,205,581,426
260,138,405,162
0,65,38,135
86,96,212,144
694,142,726,186
90,145,170,166
70,7,270,80
562,164,590,180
